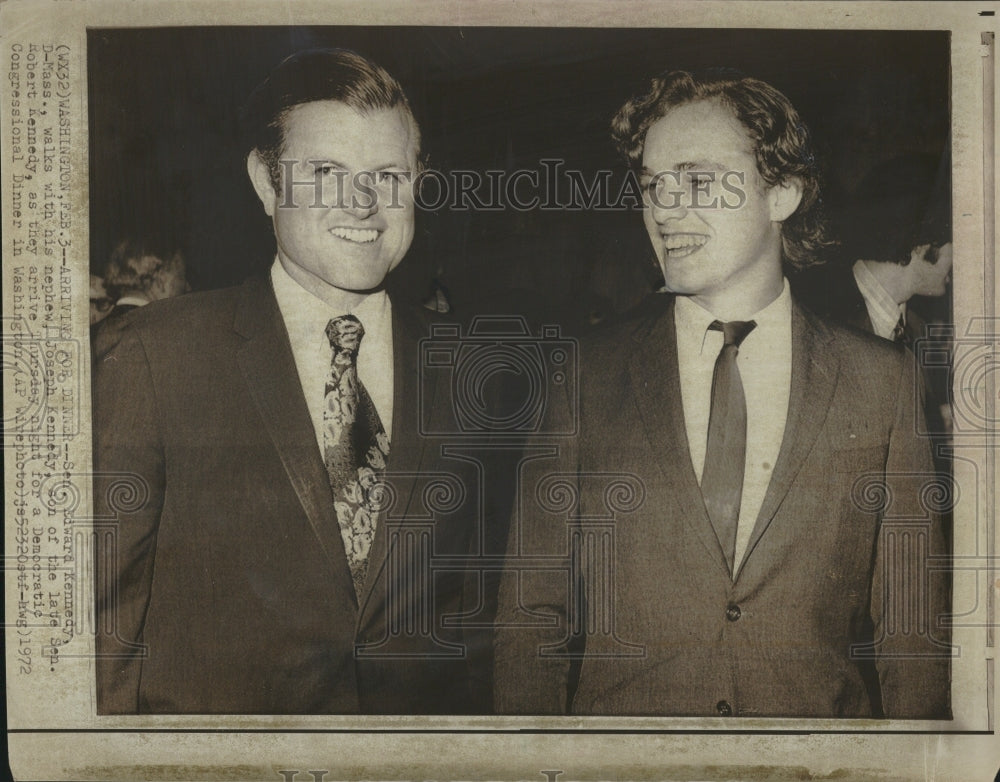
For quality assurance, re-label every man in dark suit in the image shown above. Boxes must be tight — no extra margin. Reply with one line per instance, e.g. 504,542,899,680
94,49,485,714
796,154,953,439
494,70,951,718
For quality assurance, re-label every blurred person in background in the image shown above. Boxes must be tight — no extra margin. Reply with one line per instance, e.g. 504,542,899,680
796,153,952,438
90,273,114,326
100,234,190,321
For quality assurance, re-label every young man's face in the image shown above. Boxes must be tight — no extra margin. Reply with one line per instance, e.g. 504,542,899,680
640,99,792,307
250,100,417,299
909,241,953,297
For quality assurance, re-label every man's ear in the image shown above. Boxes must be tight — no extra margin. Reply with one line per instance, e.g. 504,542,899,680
247,150,278,218
768,177,804,223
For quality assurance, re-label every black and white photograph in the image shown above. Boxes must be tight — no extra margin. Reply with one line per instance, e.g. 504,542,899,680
3,2,997,780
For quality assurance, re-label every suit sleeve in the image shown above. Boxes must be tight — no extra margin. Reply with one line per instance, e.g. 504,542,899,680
873,348,951,719
94,324,165,714
493,377,579,714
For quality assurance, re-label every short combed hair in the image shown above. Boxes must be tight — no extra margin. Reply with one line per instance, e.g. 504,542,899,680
611,69,830,270
240,48,421,189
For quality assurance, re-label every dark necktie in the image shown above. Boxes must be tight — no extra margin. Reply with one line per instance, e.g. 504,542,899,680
700,319,757,577
323,315,390,600
891,313,907,345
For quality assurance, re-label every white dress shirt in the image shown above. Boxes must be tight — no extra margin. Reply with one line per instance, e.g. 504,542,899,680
853,260,905,340
270,259,394,454
674,281,792,572
115,295,150,308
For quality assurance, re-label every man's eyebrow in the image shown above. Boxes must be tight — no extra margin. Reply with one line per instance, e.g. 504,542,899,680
677,161,728,172
302,158,413,171
304,158,349,169
640,161,730,176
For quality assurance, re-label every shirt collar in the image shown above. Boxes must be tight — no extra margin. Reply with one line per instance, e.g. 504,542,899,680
853,260,905,339
115,295,150,308
747,277,792,341
270,258,389,347
674,278,791,355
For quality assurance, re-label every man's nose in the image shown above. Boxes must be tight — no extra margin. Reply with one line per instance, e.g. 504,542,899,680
341,172,379,218
648,185,689,223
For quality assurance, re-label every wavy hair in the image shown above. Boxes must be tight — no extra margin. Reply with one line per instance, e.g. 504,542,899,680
611,69,831,270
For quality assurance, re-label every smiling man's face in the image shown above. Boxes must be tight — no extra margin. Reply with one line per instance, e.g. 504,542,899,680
250,100,417,303
640,99,789,310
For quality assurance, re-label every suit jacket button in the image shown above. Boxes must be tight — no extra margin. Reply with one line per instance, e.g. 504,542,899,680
726,604,741,622
716,700,733,716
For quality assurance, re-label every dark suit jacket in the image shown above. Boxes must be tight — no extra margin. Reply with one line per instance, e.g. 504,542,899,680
94,276,487,714
494,293,951,718
794,262,950,450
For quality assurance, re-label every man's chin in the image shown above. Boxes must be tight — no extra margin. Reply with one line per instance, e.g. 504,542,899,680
659,276,698,297
323,265,399,294
332,278,390,295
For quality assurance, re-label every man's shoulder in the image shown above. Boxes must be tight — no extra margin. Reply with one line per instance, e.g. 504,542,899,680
137,282,257,329
93,278,268,360
796,296,907,375
582,293,673,356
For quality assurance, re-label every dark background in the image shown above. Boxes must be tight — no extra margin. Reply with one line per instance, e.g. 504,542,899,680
88,27,950,331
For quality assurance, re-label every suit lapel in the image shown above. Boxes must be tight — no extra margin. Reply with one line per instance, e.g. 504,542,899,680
357,302,440,617
627,296,731,578
233,277,357,604
740,300,840,569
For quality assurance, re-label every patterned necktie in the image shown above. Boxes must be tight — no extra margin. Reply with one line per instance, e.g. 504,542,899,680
323,315,390,600
700,319,757,577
